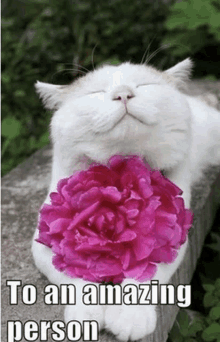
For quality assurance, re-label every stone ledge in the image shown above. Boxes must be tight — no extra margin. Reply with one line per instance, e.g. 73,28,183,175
2,80,220,342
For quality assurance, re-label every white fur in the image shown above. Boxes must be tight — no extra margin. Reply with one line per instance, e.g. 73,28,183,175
32,59,220,341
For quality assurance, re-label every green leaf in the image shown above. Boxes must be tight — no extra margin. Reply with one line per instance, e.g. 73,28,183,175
1,139,11,157
203,284,215,293
2,73,11,84
202,323,220,341
165,0,220,41
37,132,50,148
1,117,22,140
76,2,91,11
1,18,15,29
187,318,204,336
216,286,220,297
178,310,190,337
14,90,26,97
204,293,219,308
215,279,220,290
163,28,208,56
168,320,184,342
209,306,220,321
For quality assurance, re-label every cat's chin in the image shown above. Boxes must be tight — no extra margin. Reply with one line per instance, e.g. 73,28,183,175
94,112,148,136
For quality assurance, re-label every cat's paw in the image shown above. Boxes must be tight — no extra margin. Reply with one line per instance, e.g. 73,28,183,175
104,304,157,341
64,303,105,330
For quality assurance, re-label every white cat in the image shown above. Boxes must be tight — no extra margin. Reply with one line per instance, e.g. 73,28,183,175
32,58,220,341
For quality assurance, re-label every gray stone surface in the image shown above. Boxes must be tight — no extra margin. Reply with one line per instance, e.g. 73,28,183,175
2,80,220,342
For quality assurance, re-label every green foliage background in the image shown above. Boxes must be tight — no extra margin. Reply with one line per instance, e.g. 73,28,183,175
168,212,220,342
2,0,220,176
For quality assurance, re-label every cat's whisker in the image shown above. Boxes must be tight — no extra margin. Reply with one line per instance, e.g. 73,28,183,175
72,63,90,73
65,70,86,76
70,67,87,75
50,69,87,82
144,48,161,65
141,46,151,65
141,35,157,64
55,63,90,73
51,68,87,80
145,44,169,64
91,43,98,71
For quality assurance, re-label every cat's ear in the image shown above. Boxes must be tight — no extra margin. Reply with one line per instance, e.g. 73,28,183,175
35,81,66,110
165,58,193,88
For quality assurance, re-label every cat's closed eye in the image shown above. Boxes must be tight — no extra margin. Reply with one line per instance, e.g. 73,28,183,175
89,90,106,94
89,84,159,94
136,83,158,88
88,84,159,94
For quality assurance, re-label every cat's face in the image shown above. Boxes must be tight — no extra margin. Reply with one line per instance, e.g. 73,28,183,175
67,63,166,131
36,59,192,169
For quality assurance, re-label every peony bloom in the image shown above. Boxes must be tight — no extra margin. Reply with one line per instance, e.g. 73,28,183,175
37,155,193,284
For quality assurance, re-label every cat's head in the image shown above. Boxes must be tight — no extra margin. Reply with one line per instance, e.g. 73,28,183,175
35,58,193,170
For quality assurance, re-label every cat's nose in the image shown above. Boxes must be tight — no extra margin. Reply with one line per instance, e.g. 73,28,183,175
112,86,135,103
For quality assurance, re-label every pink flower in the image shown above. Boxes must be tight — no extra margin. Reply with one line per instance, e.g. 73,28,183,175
37,156,193,284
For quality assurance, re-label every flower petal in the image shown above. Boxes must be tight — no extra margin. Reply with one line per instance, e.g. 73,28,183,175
139,178,153,199
132,235,156,260
68,201,100,230
49,218,72,234
116,229,137,243
101,186,122,203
